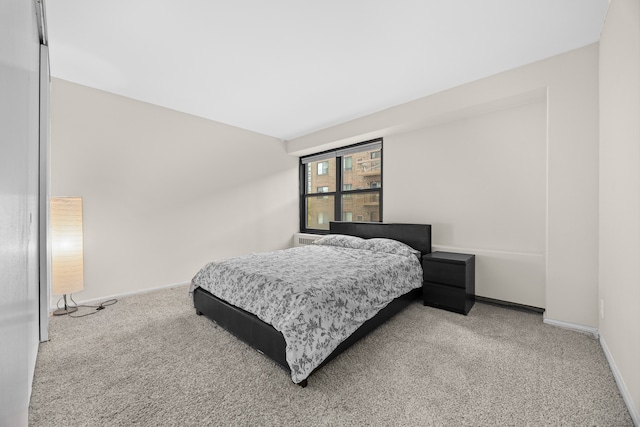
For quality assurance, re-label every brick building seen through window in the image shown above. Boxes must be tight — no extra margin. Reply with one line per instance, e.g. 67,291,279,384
302,141,382,232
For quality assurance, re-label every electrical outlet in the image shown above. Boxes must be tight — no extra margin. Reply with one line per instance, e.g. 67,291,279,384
599,298,605,320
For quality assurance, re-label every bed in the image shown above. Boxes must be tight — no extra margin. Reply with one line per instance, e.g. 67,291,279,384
190,221,431,387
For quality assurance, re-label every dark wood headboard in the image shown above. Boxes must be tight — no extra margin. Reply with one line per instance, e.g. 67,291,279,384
329,221,432,257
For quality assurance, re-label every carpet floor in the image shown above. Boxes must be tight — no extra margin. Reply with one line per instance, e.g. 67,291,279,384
29,285,633,426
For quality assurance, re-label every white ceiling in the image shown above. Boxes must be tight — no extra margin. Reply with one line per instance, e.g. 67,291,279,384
46,0,609,141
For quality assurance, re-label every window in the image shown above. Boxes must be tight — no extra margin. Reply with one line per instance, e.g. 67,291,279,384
318,212,328,225
344,156,352,171
342,184,352,200
300,139,382,233
317,161,329,175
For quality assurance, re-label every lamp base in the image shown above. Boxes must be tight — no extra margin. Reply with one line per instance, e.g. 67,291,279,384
53,306,78,316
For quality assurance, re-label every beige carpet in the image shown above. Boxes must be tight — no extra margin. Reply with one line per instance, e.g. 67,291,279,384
29,285,633,426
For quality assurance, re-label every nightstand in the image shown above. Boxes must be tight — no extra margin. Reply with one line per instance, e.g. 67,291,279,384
423,251,475,315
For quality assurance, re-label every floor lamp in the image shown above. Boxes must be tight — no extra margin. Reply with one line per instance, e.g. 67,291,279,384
51,197,84,316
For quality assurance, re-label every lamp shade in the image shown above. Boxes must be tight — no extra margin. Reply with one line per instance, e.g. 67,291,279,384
51,197,84,295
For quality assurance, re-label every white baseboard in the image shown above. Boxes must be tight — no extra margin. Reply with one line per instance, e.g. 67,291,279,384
542,316,600,338
542,317,600,338
50,281,191,312
600,336,640,426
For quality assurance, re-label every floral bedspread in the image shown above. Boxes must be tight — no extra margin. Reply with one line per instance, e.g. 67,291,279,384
189,243,422,383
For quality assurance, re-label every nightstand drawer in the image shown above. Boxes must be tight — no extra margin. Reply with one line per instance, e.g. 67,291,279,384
423,261,466,288
423,282,472,315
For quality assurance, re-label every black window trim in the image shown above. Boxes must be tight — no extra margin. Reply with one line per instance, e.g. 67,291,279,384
299,138,383,234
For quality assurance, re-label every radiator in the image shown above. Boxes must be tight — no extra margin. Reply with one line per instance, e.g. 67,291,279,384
293,233,322,247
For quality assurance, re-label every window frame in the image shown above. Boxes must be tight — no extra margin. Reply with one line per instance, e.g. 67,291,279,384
299,139,383,234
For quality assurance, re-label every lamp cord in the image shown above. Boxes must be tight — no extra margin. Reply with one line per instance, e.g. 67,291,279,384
55,294,118,318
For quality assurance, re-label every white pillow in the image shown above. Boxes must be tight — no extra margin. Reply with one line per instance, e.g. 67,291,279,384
312,234,366,249
361,238,421,259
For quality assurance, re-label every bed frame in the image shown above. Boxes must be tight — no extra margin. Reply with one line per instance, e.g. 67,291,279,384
193,221,432,387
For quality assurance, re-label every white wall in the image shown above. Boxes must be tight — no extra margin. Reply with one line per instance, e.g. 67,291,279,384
0,0,42,425
288,44,600,327
599,0,640,422
51,79,299,304
385,100,547,307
